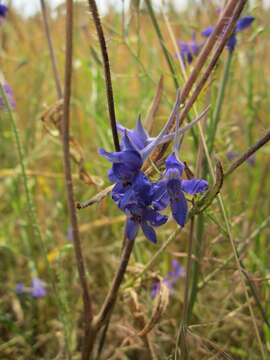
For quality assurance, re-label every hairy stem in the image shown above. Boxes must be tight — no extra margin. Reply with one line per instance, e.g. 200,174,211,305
62,2,93,359
87,0,120,151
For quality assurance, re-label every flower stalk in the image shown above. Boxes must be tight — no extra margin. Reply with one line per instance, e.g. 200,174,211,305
62,2,93,359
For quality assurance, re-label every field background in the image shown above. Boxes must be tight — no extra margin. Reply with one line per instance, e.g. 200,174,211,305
1,1,270,359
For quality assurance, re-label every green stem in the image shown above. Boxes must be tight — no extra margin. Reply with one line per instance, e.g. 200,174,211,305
208,51,233,154
144,0,179,89
0,83,72,359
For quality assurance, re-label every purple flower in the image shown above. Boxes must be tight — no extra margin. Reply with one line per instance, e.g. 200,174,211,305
0,4,8,18
99,132,143,184
117,116,154,151
155,153,208,227
15,277,47,299
226,150,255,166
0,83,16,110
15,282,25,294
151,259,185,298
178,34,203,64
118,172,168,243
202,16,255,52
31,278,47,298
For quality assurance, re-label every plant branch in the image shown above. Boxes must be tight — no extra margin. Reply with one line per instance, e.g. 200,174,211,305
40,0,63,99
62,1,93,359
225,128,270,177
87,0,120,151
93,236,135,330
150,0,247,165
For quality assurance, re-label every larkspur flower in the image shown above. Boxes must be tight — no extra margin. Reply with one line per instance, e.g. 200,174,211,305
117,116,154,151
99,131,143,183
100,104,209,243
155,152,208,227
151,259,185,298
177,34,203,64
114,172,168,243
202,16,255,52
0,82,16,110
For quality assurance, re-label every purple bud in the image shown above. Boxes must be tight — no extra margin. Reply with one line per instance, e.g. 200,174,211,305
15,282,25,294
0,83,16,110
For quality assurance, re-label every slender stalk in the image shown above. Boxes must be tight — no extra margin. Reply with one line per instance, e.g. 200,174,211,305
208,51,233,153
225,128,270,177
62,2,93,359
175,219,195,359
93,236,135,329
0,83,72,357
40,0,63,99
87,0,120,151
144,0,179,89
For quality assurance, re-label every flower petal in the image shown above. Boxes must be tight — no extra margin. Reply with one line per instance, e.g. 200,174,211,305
236,16,255,32
227,33,237,52
201,26,214,37
31,278,47,298
165,152,185,176
144,208,168,227
125,219,139,241
141,222,157,243
170,190,188,227
99,148,142,167
181,179,208,195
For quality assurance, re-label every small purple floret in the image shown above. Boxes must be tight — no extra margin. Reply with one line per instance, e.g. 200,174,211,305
0,83,16,109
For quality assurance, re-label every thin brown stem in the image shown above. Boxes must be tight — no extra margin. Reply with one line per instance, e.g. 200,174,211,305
87,0,120,151
40,0,63,99
225,128,270,177
93,236,135,330
62,1,93,359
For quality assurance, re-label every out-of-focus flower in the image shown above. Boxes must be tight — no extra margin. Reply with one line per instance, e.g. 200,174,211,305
15,277,47,299
177,34,203,64
0,4,8,19
15,282,25,294
0,82,16,110
31,278,47,298
154,153,208,227
226,150,255,166
151,259,185,298
202,16,255,52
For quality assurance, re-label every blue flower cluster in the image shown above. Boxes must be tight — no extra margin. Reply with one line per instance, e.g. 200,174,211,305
202,15,255,53
99,119,208,243
178,15,254,64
